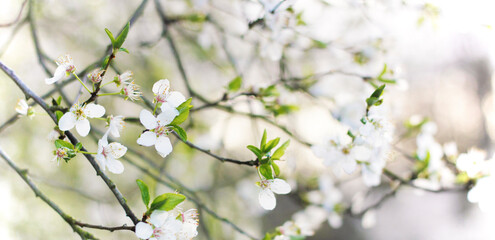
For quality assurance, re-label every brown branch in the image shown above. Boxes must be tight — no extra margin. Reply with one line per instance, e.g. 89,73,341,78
0,0,27,27
0,60,139,225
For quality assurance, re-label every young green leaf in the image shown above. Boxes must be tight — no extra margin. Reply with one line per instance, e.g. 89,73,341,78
271,140,290,160
55,140,74,150
74,142,83,151
272,162,280,176
170,125,187,141
260,129,267,149
259,164,274,179
148,193,186,214
227,76,242,92
114,22,130,50
118,47,129,54
105,28,115,46
370,84,386,99
136,179,151,208
264,137,280,153
169,98,193,126
55,111,64,122
247,145,263,159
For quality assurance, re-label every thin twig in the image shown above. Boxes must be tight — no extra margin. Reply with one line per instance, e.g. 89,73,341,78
0,0,28,27
0,147,98,240
0,60,139,225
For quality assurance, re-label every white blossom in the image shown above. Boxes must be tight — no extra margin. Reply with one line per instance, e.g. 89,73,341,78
45,54,76,84
258,178,291,210
114,71,133,87
456,148,487,178
15,99,34,118
87,69,104,83
137,109,177,158
152,79,186,113
122,81,142,101
58,103,105,136
135,209,199,240
95,134,126,174
107,115,125,138
312,136,371,174
467,171,495,213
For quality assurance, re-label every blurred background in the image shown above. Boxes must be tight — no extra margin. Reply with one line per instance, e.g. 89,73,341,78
1,0,495,239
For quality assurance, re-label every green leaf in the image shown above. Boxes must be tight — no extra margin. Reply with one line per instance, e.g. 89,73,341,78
259,164,273,179
272,162,280,176
170,124,187,141
227,76,242,92
260,129,267,149
170,98,193,126
378,64,388,79
148,193,186,214
272,140,290,160
56,96,62,105
105,28,115,46
74,142,82,151
247,145,263,159
370,84,386,99
264,137,280,153
118,47,129,54
55,111,64,122
136,179,151,208
114,22,130,49
55,140,74,150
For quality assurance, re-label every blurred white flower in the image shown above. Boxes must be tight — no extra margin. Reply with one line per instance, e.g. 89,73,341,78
456,148,487,178
443,142,458,158
135,210,182,240
45,54,76,84
15,99,35,118
312,136,371,174
467,174,495,213
107,115,125,138
58,103,105,136
96,134,126,174
258,178,292,210
137,109,177,158
361,209,377,229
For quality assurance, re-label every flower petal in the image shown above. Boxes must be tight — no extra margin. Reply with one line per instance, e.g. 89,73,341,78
45,65,66,84
140,109,158,130
75,119,91,136
269,179,291,194
58,112,77,131
342,158,357,174
152,79,170,95
95,153,107,171
106,158,124,174
259,188,276,210
155,136,173,158
157,107,179,125
135,222,153,239
137,131,157,146
150,210,169,227
106,142,127,158
166,91,186,108
85,103,106,118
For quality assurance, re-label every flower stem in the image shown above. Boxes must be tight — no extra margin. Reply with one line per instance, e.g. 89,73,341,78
153,103,158,115
98,92,121,97
77,150,97,155
101,81,115,88
73,73,92,94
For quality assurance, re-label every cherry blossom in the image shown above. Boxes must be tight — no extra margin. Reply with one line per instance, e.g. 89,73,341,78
45,54,76,84
137,109,177,158
152,79,186,113
95,134,126,174
107,115,125,138
258,178,291,210
58,103,105,136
